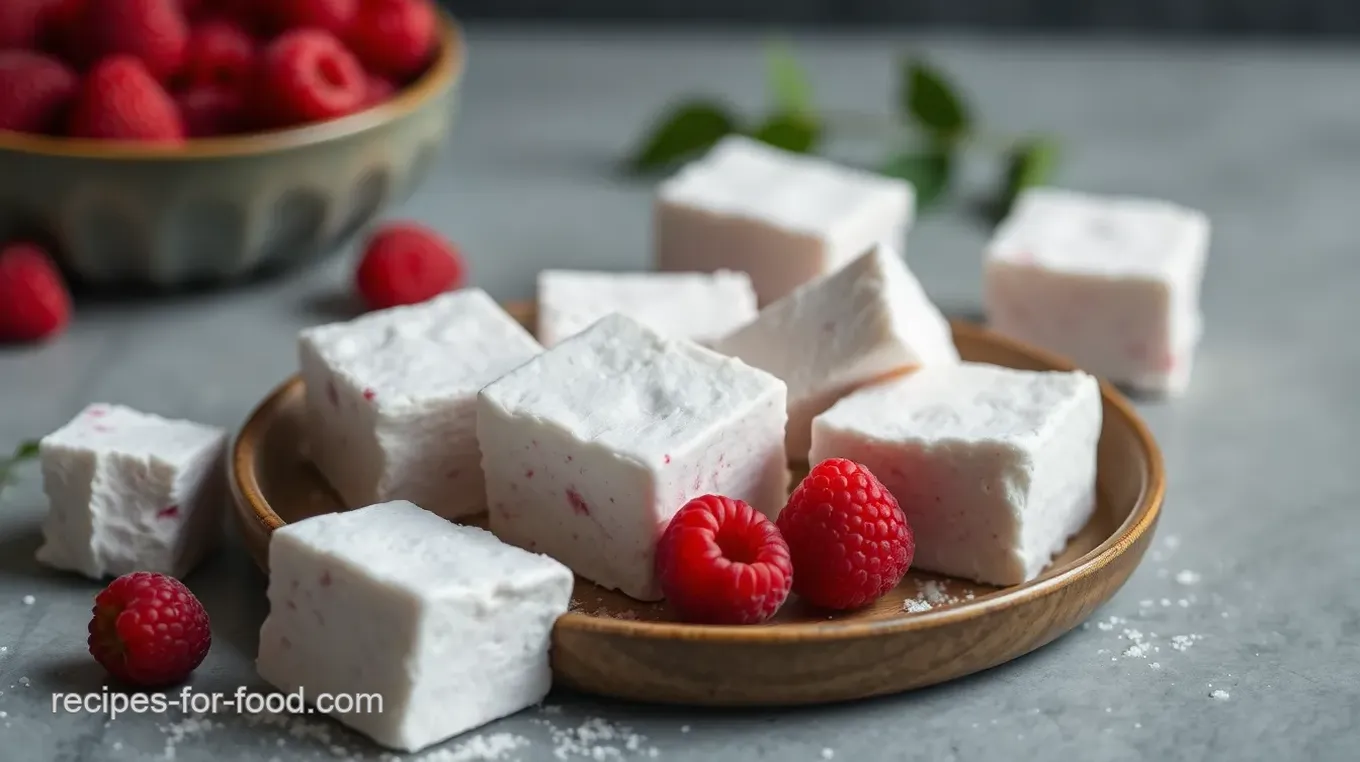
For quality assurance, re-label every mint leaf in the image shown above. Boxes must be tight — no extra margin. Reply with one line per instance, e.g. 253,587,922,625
1002,136,1059,202
881,149,953,208
901,59,971,141
627,100,738,173
750,113,822,154
0,438,41,490
765,42,814,117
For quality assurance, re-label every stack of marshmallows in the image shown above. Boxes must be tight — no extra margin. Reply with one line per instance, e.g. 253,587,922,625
32,136,1209,753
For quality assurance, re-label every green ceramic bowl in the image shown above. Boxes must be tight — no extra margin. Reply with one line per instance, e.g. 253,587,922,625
0,13,465,288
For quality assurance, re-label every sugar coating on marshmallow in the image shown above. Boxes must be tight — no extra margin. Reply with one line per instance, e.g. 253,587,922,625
299,289,542,520
478,313,788,601
656,136,915,305
712,246,959,460
984,187,1210,395
257,500,573,753
536,269,757,347
36,403,226,580
811,363,1102,586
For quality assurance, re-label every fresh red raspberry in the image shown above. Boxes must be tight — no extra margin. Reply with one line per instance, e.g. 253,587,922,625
776,458,914,610
361,73,395,108
346,0,435,81
0,51,78,135
656,495,793,625
67,56,185,143
83,0,190,82
0,0,55,49
200,0,265,31
271,0,356,36
257,28,366,127
0,242,72,344
175,85,245,137
87,572,212,687
354,222,465,310
38,0,87,63
178,20,254,91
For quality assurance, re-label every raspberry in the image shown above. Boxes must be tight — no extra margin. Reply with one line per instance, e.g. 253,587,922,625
0,243,71,344
354,222,464,310
346,0,435,81
655,495,793,625
776,458,914,610
67,56,185,143
175,85,245,137
271,0,356,36
87,572,212,687
39,0,87,63
361,73,395,108
0,51,78,135
178,20,254,91
257,29,366,127
0,0,55,49
83,0,190,82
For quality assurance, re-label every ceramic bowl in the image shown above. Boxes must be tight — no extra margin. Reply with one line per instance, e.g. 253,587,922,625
0,13,465,288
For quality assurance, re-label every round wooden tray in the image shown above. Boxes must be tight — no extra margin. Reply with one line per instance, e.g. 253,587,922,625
229,303,1163,707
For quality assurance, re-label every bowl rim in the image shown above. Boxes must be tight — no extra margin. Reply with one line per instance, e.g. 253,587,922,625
0,9,465,161
232,315,1165,645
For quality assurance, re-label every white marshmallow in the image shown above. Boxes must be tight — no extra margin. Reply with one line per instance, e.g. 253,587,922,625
298,289,542,520
711,245,959,459
810,363,1102,586
478,313,788,601
36,403,226,580
536,269,757,347
983,187,1210,395
256,500,573,753
655,136,915,305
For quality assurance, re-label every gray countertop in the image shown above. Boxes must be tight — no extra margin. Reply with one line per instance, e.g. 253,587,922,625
1,28,1357,762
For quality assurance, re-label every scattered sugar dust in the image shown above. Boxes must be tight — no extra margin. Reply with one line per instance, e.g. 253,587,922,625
405,732,530,762
531,715,659,760
901,579,976,612
1210,690,1230,701
821,749,835,759
20,595,34,605
1175,570,1201,586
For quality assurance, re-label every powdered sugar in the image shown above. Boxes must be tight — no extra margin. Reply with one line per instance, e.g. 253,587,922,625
901,579,977,612
1175,570,1201,585
532,715,659,760
1170,634,1204,652
411,732,529,761
903,599,933,613
821,749,835,759
20,595,34,605
1210,689,1230,700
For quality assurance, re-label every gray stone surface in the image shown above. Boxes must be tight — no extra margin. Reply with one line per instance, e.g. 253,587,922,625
1,28,1357,762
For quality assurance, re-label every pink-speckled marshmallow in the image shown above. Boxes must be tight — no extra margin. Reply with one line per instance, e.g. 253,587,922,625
477,313,788,601
298,289,542,520
810,363,1103,587
984,188,1210,396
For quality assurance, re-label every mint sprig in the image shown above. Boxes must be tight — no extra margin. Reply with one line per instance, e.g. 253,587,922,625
625,43,1060,224
0,439,41,493
901,59,971,143
626,100,738,173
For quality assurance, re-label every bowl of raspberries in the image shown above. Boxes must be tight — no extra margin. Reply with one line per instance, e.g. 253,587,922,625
0,0,464,287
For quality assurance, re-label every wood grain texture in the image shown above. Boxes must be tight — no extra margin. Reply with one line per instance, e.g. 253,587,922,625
229,303,1163,706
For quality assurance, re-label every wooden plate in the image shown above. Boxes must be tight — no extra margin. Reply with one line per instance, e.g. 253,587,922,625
229,303,1163,706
